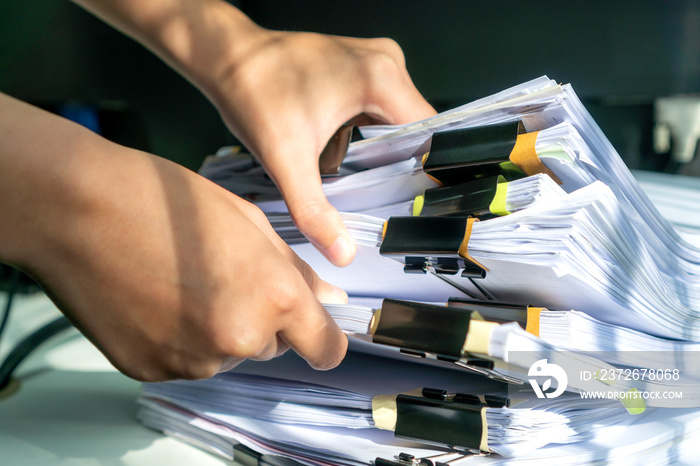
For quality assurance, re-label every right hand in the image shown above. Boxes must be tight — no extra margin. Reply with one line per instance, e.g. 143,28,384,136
48,153,349,381
0,95,348,381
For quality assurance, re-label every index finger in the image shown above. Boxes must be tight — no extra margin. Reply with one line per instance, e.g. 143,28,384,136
279,292,348,370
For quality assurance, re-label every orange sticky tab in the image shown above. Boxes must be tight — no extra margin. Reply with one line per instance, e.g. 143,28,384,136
382,220,389,240
509,131,562,184
424,172,444,187
458,218,489,272
525,307,543,337
421,152,445,187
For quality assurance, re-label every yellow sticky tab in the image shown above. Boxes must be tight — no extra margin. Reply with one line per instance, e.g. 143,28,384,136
480,407,490,452
620,388,646,415
412,194,425,216
489,181,510,216
382,221,388,240
371,394,398,431
463,320,499,355
369,307,382,337
525,307,543,337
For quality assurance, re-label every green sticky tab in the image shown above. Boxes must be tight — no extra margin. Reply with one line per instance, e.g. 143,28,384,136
413,194,425,216
498,161,526,180
537,145,573,162
620,388,646,415
489,182,510,216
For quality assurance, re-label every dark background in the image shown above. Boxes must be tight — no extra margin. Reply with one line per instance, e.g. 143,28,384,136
1,0,699,173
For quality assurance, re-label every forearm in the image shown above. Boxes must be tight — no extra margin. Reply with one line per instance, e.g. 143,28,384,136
0,92,104,269
0,92,171,284
69,0,264,100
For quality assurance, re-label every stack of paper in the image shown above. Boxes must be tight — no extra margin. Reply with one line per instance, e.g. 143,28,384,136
140,350,647,458
138,350,700,465
137,76,700,465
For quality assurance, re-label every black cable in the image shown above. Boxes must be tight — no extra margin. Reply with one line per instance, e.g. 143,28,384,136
0,267,21,344
0,316,73,391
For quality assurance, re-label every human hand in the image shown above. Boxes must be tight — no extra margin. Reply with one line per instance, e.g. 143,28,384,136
205,28,437,267
69,0,436,267
0,95,348,381
57,154,349,380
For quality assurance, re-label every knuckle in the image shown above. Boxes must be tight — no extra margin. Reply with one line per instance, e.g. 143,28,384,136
267,274,304,312
117,358,217,383
367,37,406,68
299,262,321,290
224,335,263,360
289,200,329,236
209,313,279,361
171,361,220,381
209,327,263,360
118,365,161,383
200,272,305,362
110,350,167,382
234,334,282,363
236,200,269,228
243,202,267,223
373,37,403,54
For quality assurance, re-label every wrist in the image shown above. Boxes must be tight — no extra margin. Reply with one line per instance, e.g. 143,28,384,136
71,0,266,101
171,2,275,107
156,1,261,81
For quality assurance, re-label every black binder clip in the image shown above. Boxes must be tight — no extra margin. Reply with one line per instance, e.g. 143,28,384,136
447,297,547,336
375,453,447,466
373,390,497,454
414,175,505,219
422,121,527,186
375,451,491,466
448,297,528,328
393,392,485,450
380,216,488,279
372,389,504,465
370,299,523,384
371,299,483,360
233,444,291,466
375,451,484,466
418,387,509,409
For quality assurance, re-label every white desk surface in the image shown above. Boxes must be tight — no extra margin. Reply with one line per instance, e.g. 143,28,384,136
0,292,235,465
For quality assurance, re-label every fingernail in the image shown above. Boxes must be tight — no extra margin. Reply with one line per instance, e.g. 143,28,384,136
325,235,355,267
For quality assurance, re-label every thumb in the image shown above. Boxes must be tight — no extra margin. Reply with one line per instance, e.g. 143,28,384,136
269,156,356,267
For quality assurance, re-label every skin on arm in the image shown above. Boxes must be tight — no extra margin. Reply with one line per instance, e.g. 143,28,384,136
70,0,437,267
0,0,436,380
0,91,348,381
